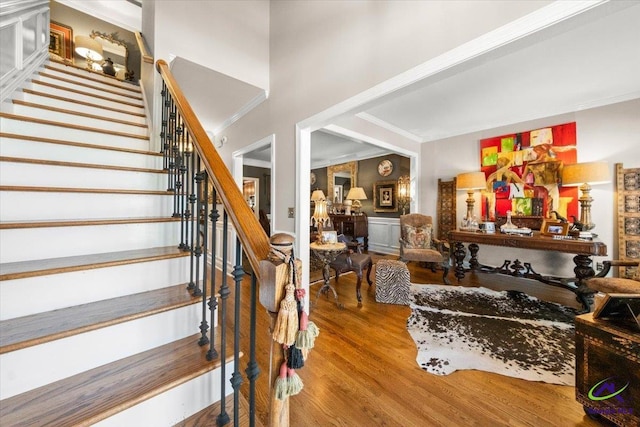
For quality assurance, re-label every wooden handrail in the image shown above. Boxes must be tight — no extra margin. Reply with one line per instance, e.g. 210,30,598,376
156,59,270,281
135,32,154,64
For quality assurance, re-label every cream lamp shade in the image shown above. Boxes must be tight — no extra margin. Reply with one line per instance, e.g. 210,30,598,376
346,186,367,214
561,161,610,231
74,35,104,61
457,171,486,224
311,189,326,201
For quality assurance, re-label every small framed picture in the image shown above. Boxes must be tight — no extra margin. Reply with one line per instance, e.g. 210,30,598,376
321,230,338,244
541,219,569,236
373,180,398,213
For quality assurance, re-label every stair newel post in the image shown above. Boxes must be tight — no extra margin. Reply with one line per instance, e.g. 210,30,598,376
198,173,210,346
191,169,204,298
231,237,246,427
246,273,260,427
207,186,220,361
217,211,231,427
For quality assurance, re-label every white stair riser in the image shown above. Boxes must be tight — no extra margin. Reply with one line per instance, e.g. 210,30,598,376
0,162,165,190
0,137,162,169
0,191,174,221
1,119,149,149
0,257,195,320
0,222,182,263
94,363,232,427
18,91,147,124
0,303,207,399
40,68,142,98
45,62,141,92
33,75,143,105
9,103,148,136
25,82,144,114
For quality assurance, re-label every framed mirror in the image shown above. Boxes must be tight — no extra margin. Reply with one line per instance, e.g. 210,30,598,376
327,161,358,205
90,30,130,81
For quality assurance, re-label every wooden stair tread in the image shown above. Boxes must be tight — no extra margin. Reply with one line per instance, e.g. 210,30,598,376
22,88,146,117
0,132,160,156
176,391,263,427
0,185,172,196
12,99,148,128
0,155,165,174
0,283,198,353
0,246,188,281
0,112,149,141
38,71,143,101
0,334,230,427
44,63,141,94
31,80,144,109
0,216,180,230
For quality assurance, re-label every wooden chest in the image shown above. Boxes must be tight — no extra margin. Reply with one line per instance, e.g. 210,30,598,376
575,313,640,426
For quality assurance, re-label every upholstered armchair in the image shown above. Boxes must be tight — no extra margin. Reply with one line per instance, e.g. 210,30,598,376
586,260,640,295
399,214,450,284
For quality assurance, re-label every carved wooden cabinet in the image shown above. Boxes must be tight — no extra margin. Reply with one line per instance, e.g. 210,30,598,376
330,214,369,250
617,163,640,278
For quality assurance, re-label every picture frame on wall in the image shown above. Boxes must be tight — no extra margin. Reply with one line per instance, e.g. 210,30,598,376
373,180,398,213
49,21,73,61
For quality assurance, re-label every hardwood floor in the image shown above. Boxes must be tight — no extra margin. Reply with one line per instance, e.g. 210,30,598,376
235,253,599,427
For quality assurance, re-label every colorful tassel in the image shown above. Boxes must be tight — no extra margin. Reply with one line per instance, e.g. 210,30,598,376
295,311,320,350
272,283,299,345
273,361,289,400
287,345,305,369
287,368,304,396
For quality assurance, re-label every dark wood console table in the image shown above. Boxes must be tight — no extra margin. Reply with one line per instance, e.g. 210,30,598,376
330,213,368,250
448,230,607,311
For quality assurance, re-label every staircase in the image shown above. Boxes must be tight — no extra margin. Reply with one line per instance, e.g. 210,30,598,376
0,60,239,426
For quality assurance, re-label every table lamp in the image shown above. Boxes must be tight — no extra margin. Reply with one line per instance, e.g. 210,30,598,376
561,161,610,232
311,190,331,234
75,35,103,71
457,171,486,227
346,187,367,215
397,175,411,215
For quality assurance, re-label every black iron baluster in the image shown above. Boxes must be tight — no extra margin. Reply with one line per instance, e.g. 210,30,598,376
198,172,210,346
207,187,220,362
231,238,245,427
179,131,192,251
217,212,230,427
191,169,204,298
176,117,187,247
160,82,169,167
245,273,259,426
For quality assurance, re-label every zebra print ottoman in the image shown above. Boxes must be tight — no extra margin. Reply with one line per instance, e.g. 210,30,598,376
375,259,411,305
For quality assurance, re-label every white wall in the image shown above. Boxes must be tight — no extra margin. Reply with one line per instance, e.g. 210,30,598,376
422,98,640,276
219,0,551,234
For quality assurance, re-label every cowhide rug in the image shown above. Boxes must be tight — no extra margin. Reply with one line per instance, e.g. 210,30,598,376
407,284,577,385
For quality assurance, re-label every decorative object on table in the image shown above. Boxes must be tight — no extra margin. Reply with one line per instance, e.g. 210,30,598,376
345,186,367,215
480,122,579,222
499,211,532,235
615,163,640,279
310,189,331,236
49,21,73,61
407,284,577,385
561,161,610,236
373,180,398,213
89,30,131,81
456,171,486,230
377,159,393,176
540,218,569,236
398,214,450,284
397,175,411,215
74,35,103,71
101,57,116,76
375,259,411,305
